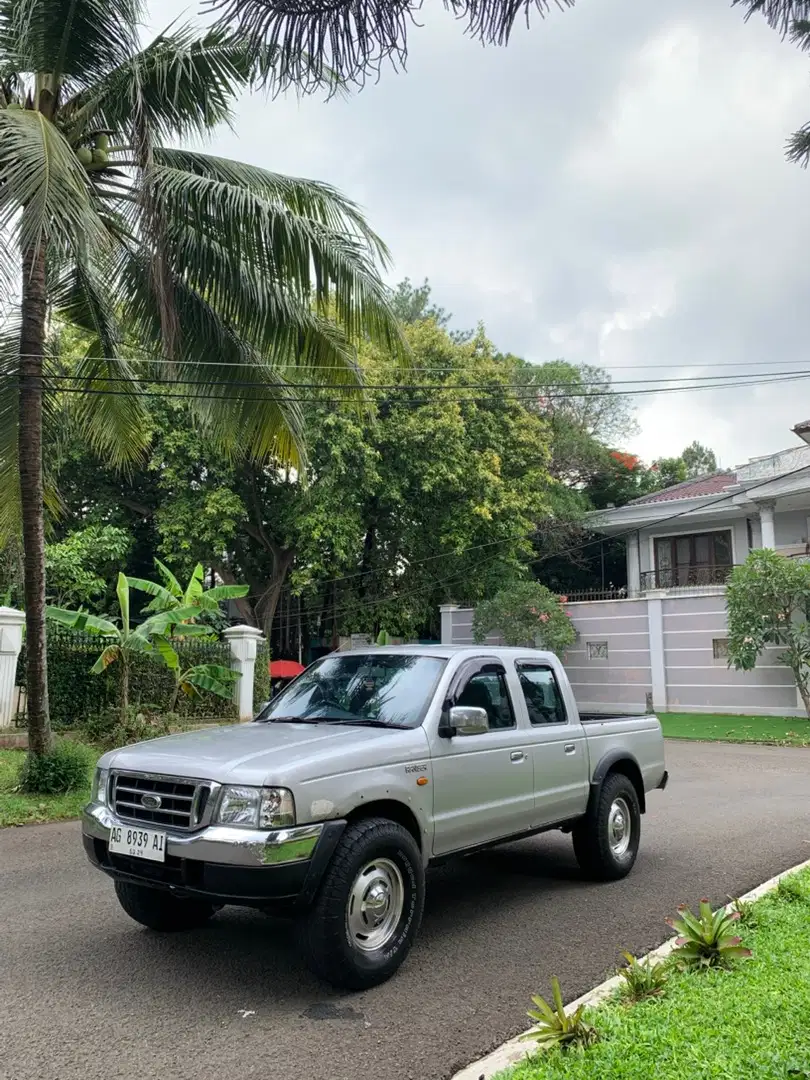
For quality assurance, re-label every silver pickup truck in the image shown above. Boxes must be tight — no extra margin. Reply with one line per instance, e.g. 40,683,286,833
83,645,667,989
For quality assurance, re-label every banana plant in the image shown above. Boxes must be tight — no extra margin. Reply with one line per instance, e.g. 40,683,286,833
128,561,248,622
46,573,209,719
151,635,240,712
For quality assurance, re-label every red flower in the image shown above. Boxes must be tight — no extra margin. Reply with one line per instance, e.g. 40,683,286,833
559,595,568,604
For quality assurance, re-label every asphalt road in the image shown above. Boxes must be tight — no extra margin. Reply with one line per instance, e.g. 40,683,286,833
2,740,809,1080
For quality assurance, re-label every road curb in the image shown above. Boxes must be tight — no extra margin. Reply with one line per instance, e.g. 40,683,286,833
450,856,810,1080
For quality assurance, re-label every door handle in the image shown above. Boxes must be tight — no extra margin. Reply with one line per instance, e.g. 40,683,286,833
510,751,525,763
564,744,576,755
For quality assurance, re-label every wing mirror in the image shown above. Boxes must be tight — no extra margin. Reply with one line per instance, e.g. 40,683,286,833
448,705,489,737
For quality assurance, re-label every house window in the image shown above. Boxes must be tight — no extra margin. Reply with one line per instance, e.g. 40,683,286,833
587,641,609,660
712,638,730,660
652,530,733,588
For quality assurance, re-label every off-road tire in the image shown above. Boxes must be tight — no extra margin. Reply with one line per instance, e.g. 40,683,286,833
301,817,424,990
114,880,217,931
572,772,641,881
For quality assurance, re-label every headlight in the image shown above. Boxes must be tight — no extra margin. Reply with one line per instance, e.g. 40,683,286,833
217,786,295,829
92,768,109,806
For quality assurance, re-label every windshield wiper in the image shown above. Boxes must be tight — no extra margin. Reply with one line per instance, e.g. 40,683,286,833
321,718,409,730
257,715,324,725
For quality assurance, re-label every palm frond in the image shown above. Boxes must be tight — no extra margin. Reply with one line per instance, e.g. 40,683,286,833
207,0,575,86
787,121,810,165
49,255,151,468
732,0,810,35
0,0,141,84
62,25,256,145
0,106,105,262
149,154,406,361
119,247,309,463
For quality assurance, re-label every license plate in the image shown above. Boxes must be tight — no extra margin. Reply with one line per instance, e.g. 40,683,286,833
108,824,166,863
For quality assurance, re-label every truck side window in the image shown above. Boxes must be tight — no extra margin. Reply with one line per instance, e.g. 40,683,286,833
516,665,567,725
456,671,515,730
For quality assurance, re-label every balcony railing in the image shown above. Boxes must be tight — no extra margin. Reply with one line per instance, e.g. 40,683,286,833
640,565,734,591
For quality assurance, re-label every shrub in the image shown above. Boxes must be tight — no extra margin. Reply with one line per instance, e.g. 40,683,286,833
81,706,176,751
520,977,598,1051
473,581,577,654
254,640,271,713
728,895,758,926
667,898,752,970
617,951,669,1002
18,739,94,795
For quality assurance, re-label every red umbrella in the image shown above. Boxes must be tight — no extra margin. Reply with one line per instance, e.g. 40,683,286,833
269,659,306,678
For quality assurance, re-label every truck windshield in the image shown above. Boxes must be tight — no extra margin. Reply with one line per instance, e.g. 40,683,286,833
256,654,447,729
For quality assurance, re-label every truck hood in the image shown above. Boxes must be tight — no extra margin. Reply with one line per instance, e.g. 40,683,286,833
104,720,428,787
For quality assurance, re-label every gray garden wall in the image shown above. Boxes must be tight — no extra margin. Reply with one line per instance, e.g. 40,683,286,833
440,590,803,717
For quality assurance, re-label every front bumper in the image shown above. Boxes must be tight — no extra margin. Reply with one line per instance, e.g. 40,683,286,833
82,803,345,905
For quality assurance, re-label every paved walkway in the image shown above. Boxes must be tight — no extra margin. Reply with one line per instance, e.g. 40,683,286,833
1,740,809,1080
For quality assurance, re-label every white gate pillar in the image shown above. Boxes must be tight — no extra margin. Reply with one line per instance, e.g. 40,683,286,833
0,607,25,729
222,625,265,721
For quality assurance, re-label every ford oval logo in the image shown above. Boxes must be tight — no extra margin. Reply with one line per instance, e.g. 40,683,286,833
141,793,162,810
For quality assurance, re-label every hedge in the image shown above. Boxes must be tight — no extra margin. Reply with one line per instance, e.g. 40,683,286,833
16,625,238,727
254,640,271,713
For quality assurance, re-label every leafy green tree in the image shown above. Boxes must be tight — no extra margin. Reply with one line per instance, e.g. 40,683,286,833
0,1,402,759
727,549,810,717
681,441,718,479
472,581,576,653
46,573,209,720
45,525,131,608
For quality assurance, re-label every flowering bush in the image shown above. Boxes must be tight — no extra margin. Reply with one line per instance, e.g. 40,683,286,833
727,549,810,717
472,582,577,654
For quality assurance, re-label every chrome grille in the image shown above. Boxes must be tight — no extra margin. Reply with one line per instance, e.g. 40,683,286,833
111,772,212,832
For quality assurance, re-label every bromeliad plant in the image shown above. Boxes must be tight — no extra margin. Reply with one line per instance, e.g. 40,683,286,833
617,951,670,1002
666,899,753,971
47,572,213,720
521,977,598,1052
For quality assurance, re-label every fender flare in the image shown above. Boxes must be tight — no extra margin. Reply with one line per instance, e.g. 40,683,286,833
588,750,646,814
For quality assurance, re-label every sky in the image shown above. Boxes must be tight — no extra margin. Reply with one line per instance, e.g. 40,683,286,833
148,0,810,470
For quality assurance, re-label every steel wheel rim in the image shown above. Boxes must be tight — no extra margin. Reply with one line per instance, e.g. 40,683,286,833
346,857,405,953
608,797,632,857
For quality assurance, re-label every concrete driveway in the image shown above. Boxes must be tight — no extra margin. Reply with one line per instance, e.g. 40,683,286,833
2,740,809,1080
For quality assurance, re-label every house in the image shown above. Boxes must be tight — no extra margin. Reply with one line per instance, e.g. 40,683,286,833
438,423,810,718
590,421,810,597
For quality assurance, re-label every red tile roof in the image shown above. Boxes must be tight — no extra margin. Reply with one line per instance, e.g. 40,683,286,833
630,471,738,505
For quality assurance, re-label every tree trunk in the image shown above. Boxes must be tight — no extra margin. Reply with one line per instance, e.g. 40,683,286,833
18,243,52,757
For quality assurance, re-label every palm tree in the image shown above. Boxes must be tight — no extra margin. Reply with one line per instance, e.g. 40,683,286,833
0,0,404,760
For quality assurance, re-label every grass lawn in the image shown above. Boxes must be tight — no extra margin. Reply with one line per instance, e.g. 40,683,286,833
499,869,810,1080
0,749,94,828
660,712,810,747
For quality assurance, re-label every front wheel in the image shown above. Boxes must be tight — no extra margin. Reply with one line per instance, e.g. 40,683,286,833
573,773,641,881
301,818,425,990
114,880,217,931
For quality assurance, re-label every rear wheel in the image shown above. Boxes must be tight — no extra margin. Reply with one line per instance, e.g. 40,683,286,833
301,817,424,990
114,880,217,931
573,772,641,881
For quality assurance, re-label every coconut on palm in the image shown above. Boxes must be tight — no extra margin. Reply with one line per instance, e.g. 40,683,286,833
94,133,110,152
76,147,93,167
91,148,108,167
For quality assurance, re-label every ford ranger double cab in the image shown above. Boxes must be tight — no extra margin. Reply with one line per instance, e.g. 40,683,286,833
82,645,668,989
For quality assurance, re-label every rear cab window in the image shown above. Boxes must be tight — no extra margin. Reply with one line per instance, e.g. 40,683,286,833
514,662,568,725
